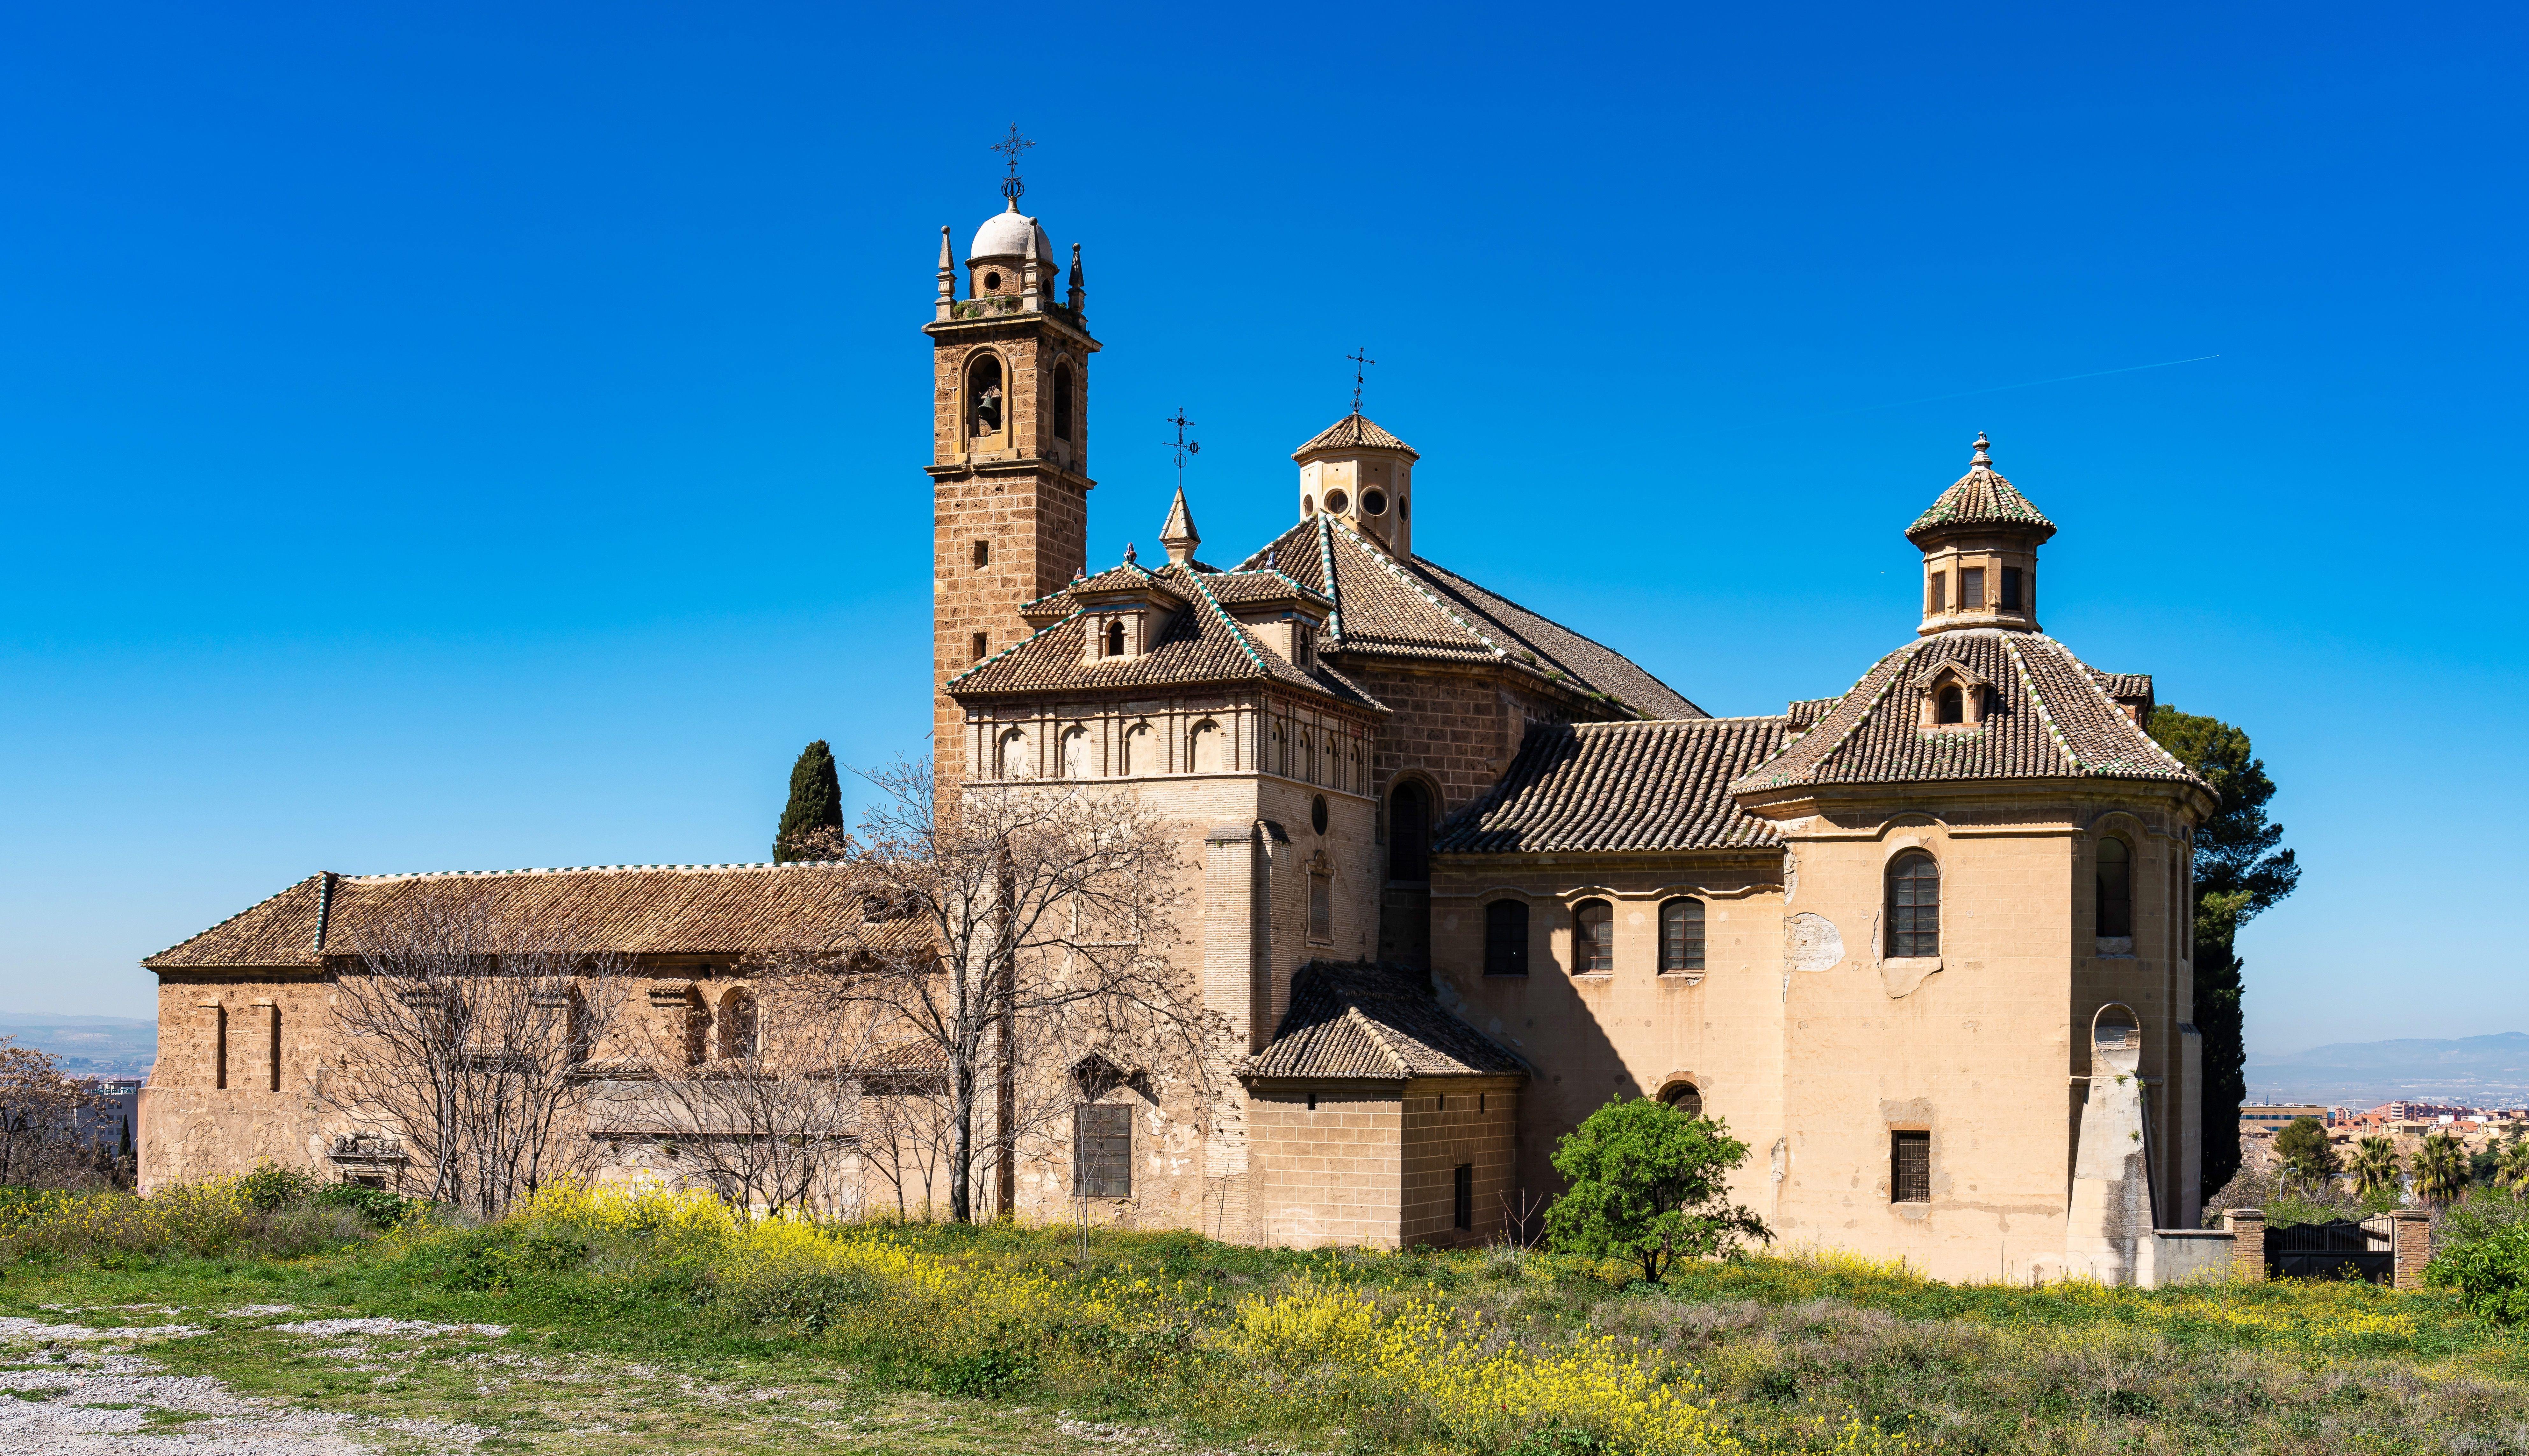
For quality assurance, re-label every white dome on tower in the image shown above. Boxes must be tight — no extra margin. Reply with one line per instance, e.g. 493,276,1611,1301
969,206,1051,262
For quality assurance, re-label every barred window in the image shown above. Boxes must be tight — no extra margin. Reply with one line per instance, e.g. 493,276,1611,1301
2096,836,2133,939
1484,901,1529,976
1074,1104,1132,1198
1573,899,1614,974
1926,571,1946,614
1961,567,1985,609
1887,852,1940,957
1659,898,1705,973
1660,1081,1703,1116
1891,1131,1930,1203
1309,871,1333,943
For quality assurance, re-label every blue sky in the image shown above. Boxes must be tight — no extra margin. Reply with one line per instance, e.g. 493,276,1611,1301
2,3,2521,1061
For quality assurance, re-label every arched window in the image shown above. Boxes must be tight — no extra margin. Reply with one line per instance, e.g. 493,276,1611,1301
1573,898,1614,974
1936,685,1965,724
1389,782,1429,882
1659,898,1705,973
967,354,1004,438
716,989,758,1061
2096,836,2133,939
997,728,1033,779
1272,723,1288,776
1484,901,1529,976
1189,719,1224,773
1122,722,1151,775
1061,725,1091,778
1104,618,1126,658
1300,730,1317,784
1659,1081,1703,1116
1053,360,1074,441
1887,851,1940,957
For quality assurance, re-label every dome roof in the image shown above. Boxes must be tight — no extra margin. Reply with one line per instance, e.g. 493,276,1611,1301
969,206,1051,262
1905,434,2056,546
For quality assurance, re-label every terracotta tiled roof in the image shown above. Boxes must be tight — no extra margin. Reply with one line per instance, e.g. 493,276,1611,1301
144,863,922,970
947,560,1383,711
1435,719,1792,854
1787,696,1842,729
2090,670,2154,706
1201,570,1333,609
1244,961,1524,1081
1906,439,2058,546
1292,412,1419,459
1235,517,1703,720
1730,631,2207,796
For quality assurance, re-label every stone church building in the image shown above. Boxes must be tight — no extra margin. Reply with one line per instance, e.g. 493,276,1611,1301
141,188,2232,1285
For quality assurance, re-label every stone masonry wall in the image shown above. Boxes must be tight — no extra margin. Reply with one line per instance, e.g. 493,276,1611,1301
1248,1087,1406,1247
1399,1080,1522,1247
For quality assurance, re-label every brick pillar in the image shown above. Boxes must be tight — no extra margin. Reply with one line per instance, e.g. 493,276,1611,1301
2222,1208,2266,1282
2390,1209,2432,1291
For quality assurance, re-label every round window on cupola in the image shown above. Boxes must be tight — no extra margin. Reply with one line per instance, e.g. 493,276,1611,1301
1325,489,1350,514
1362,489,1388,515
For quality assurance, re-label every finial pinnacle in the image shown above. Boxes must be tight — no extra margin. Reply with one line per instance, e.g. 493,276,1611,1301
1971,431,1992,467
1124,542,1137,564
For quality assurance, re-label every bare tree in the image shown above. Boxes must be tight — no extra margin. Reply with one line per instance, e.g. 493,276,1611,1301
0,1039,114,1190
842,757,1204,1223
324,885,630,1217
616,946,887,1217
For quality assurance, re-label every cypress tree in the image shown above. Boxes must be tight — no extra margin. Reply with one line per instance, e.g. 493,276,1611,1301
2148,706,2301,1208
773,740,845,862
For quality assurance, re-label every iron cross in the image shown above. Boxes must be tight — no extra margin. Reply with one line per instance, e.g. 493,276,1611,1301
1164,408,1201,486
992,125,1034,206
1347,347,1376,413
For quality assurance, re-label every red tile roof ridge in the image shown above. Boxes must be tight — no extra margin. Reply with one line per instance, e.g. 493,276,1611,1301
1732,640,1926,794
143,872,325,966
344,861,852,883
943,604,1080,689
2016,635,2201,783
1326,516,1512,660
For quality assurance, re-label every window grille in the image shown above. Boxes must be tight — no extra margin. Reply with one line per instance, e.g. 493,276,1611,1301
2096,837,2133,938
1073,1103,1132,1198
1660,1082,1703,1116
1926,572,1946,613
1886,852,1940,957
1484,901,1529,975
1659,899,1705,972
1961,567,1985,608
1309,872,1333,942
1891,1131,1930,1203
1574,899,1614,974
1453,1163,1474,1231
2000,566,2023,610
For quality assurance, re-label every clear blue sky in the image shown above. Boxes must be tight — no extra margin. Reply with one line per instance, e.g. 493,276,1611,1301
3,3,2521,1059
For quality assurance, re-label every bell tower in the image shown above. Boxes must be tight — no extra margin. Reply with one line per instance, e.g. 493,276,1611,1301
923,161,1100,779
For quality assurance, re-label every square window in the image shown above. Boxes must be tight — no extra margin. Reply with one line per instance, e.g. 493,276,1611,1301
1074,1103,1132,1198
1961,567,1985,609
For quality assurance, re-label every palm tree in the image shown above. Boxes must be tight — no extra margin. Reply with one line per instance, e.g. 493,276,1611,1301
2414,1131,2468,1206
2499,1135,2529,1195
2351,1135,2403,1204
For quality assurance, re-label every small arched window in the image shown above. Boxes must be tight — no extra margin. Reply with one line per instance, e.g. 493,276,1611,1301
1121,722,1151,775
1300,731,1318,784
1573,898,1614,974
1660,1081,1703,1116
2096,836,2133,939
997,727,1033,779
1484,900,1529,976
967,353,1005,439
1659,898,1705,973
1053,360,1075,441
1189,719,1224,773
716,989,758,1061
1104,618,1126,658
1389,782,1429,882
1936,685,1965,724
1061,725,1091,778
1887,851,1940,958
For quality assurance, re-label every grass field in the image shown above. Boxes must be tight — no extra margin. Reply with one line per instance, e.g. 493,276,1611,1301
3,1183,2526,1455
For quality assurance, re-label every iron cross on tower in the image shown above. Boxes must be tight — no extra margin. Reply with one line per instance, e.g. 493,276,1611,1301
1347,347,1376,413
992,125,1033,205
1163,409,1200,488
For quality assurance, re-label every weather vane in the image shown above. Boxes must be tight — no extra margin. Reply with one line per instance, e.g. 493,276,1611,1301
1163,408,1200,488
1346,347,1376,414
992,124,1033,206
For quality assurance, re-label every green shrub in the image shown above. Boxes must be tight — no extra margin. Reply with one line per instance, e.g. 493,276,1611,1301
236,1160,317,1212
2427,1189,2529,1324
310,1181,415,1230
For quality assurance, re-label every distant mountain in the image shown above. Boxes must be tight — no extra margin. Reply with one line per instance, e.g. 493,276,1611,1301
2245,1031,2529,1108
0,1015,156,1079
